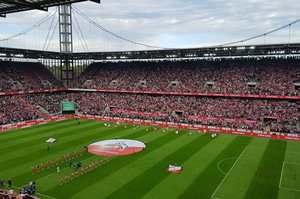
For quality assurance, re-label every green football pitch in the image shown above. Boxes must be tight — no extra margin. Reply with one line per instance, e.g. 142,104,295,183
1,119,300,199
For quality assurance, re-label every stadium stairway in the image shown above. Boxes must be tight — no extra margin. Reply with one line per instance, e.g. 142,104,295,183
16,95,45,117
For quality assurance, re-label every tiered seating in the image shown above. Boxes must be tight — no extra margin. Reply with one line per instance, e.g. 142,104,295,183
0,58,299,134
68,92,299,134
0,96,40,125
0,61,64,91
71,58,300,96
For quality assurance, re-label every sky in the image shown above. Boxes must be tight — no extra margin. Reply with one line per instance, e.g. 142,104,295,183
0,0,299,52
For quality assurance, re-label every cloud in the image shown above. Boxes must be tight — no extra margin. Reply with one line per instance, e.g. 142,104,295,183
0,0,299,51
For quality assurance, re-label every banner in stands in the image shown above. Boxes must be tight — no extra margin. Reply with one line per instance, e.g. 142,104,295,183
2,88,299,100
0,88,67,96
88,139,146,156
186,115,259,123
113,109,168,116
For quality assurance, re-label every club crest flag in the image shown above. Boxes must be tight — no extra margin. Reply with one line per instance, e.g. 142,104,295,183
167,165,182,174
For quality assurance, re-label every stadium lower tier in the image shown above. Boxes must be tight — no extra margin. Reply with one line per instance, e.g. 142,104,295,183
0,92,299,134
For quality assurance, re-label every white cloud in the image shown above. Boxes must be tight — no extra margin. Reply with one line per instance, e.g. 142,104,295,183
0,0,299,51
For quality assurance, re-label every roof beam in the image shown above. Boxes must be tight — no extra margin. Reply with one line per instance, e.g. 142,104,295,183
89,0,101,3
0,0,48,12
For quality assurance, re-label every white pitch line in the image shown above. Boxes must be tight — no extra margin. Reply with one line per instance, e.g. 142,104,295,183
279,161,300,193
279,162,285,188
280,186,300,193
217,157,237,175
248,146,300,155
34,192,56,199
283,162,300,166
211,147,248,199
36,155,96,182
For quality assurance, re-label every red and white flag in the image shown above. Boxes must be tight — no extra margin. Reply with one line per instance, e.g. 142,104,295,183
167,165,182,174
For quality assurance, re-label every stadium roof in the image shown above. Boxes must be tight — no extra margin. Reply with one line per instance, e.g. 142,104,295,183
1,43,300,61
0,0,100,17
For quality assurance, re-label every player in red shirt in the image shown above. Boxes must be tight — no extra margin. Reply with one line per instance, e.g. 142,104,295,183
103,157,106,164
56,158,59,165
59,178,62,185
80,149,83,156
80,167,84,175
61,156,65,163
107,155,110,162
91,162,94,170
99,159,102,166
31,167,35,175
41,163,45,171
95,161,98,168
47,162,50,169
75,170,78,177
52,160,55,167
37,165,40,173
70,172,74,180
64,175,68,183
88,164,91,171
65,155,68,161
69,154,72,160
76,151,79,158
84,166,88,173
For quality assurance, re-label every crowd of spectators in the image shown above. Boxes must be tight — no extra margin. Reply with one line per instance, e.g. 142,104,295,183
0,58,299,134
71,58,300,96
0,61,64,92
0,96,40,125
22,93,68,116
69,92,299,134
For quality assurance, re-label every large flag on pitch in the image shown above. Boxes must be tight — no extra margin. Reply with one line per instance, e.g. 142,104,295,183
167,165,182,174
46,138,56,143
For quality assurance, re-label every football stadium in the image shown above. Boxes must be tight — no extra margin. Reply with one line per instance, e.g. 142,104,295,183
0,1,300,199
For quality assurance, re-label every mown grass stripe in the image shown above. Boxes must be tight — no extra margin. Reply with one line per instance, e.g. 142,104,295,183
0,123,145,177
2,125,149,186
0,121,105,165
106,133,213,199
179,136,252,199
142,134,236,199
41,131,184,198
0,119,80,145
243,139,287,199
0,119,95,150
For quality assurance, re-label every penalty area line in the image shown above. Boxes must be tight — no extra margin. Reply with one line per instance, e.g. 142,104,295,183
211,147,248,199
217,157,237,175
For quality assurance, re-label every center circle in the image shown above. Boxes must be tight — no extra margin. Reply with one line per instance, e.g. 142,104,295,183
88,139,146,156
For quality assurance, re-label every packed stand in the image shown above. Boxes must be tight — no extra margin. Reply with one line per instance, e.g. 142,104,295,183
70,92,300,134
0,96,40,125
71,58,300,96
21,93,68,116
0,61,64,92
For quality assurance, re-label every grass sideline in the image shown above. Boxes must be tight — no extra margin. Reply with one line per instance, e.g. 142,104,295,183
0,118,300,199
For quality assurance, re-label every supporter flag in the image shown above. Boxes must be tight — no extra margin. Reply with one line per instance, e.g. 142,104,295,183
46,138,56,143
166,165,182,174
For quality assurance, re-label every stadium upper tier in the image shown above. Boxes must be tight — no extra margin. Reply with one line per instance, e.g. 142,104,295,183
71,58,300,96
0,61,64,92
0,58,299,96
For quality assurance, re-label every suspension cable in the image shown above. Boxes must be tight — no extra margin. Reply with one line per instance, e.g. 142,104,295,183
72,5,168,50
